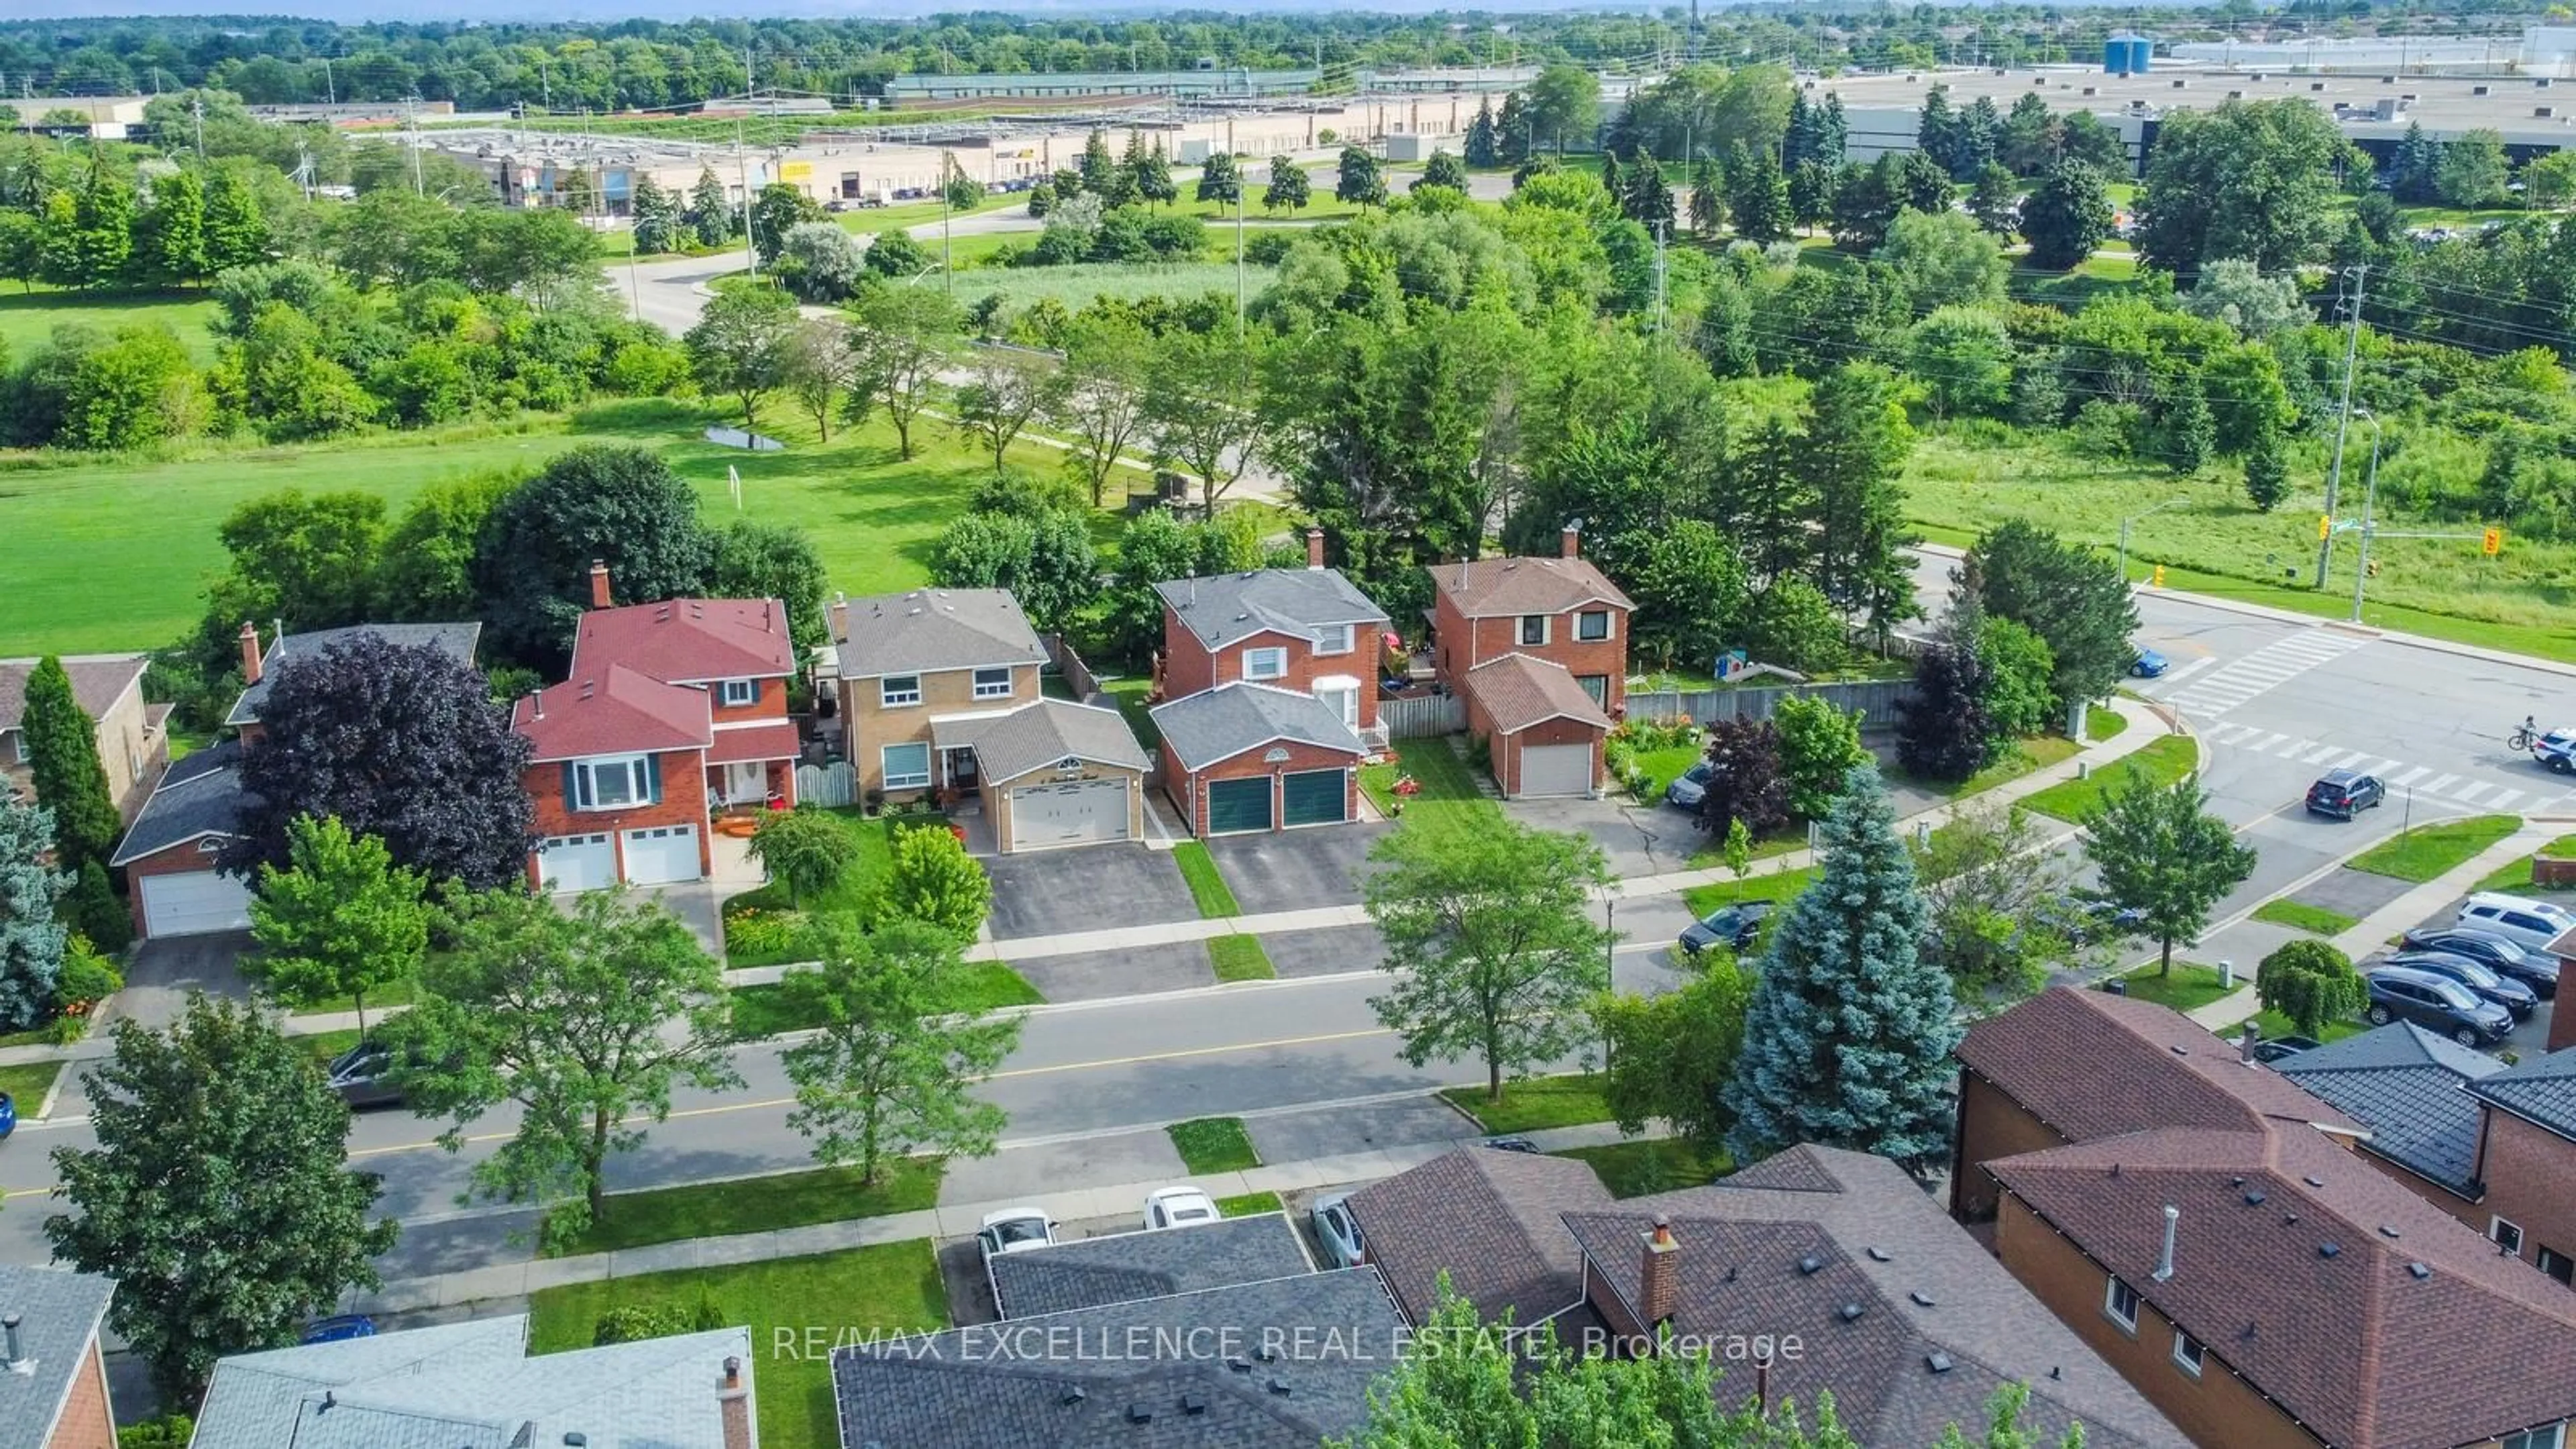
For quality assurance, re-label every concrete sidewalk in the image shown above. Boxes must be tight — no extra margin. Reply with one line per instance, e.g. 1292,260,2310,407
346,1117,1633,1314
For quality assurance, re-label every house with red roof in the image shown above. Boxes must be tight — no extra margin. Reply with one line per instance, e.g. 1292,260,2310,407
1426,525,1632,798
510,566,800,892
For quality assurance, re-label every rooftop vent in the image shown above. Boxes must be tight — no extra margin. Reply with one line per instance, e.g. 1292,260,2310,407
2244,1189,2267,1206
1910,1290,1937,1307
1126,1404,1153,1424
1866,1246,1892,1263
2319,1243,2342,1260
1927,1352,1953,1374
1837,1303,1865,1323
1181,1393,1207,1417
2474,85,2491,96
1798,1254,1825,1275
563,1438,584,1448
1258,1346,1281,1362
1062,1388,1086,1406
2082,86,2099,97
2408,1262,2432,1279
1267,1378,1293,1397
2304,1175,2325,1188
2171,1044,2190,1055
2312,82,2328,92
1226,1356,1251,1374
2379,1225,2402,1239
2540,107,2559,119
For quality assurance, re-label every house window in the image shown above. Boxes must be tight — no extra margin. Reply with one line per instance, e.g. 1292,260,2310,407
1576,610,1611,641
1576,674,1609,706
973,667,1014,700
1316,623,1354,655
1518,614,1549,646
2171,1332,2204,1377
2496,1218,2527,1256
2504,1427,2569,1449
573,756,657,810
882,743,932,791
197,837,222,855
720,679,757,707
881,676,922,708
1244,647,1288,681
2542,1247,2575,1287
2104,1277,2140,1333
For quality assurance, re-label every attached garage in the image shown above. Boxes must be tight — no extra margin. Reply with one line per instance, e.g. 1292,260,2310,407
1282,768,1350,826
1205,776,1275,835
138,867,252,937
534,833,617,894
621,824,702,885
1008,777,1132,851
1462,653,1611,801
1517,743,1597,799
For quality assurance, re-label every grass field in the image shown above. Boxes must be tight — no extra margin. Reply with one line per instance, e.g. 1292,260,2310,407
527,1241,947,1449
1171,841,1241,917
1554,1140,1730,1197
544,1157,945,1258
1439,1073,1612,1133
1167,1116,1260,1174
2019,734,2200,822
949,260,1272,313
2251,899,2360,936
2346,814,2524,883
0,290,222,364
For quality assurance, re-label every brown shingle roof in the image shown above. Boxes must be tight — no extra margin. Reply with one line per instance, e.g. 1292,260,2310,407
1431,555,1634,618
1344,1147,1611,1328
1988,1124,2576,1449
0,654,147,730
1462,653,1611,737
1957,986,2361,1142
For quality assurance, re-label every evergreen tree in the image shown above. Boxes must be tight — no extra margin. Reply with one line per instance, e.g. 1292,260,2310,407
1024,178,1055,218
1955,95,2003,179
1784,89,1815,169
0,799,69,1031
1079,129,1116,195
2160,383,2216,476
630,173,687,255
1801,363,1917,629
1133,142,1175,205
1966,162,2018,236
688,164,733,246
1725,146,1791,244
65,859,131,955
142,168,207,286
19,657,121,870
2019,158,2113,270
201,164,266,272
1623,149,1674,227
1725,764,1961,1167
1421,148,1468,193
1813,94,1849,166
2390,121,2438,203
2243,423,2290,512
1687,155,1724,237
1496,91,1533,164
73,164,134,289
1898,149,1955,215
1464,97,1499,167
1788,160,1835,234
1263,154,1309,212
1599,148,1624,203
1916,85,1960,178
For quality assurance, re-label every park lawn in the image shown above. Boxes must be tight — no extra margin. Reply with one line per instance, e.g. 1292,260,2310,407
1171,841,1242,917
2019,735,2199,822
2475,833,2576,896
1440,1073,1613,1134
2222,1008,2365,1046
2251,899,2361,936
1167,1116,1260,1174
2118,963,2239,1016
1362,736,1500,839
0,290,223,364
1208,934,1277,982
527,1241,947,1449
543,1157,945,1258
2346,814,2523,884
0,1061,62,1109
1217,1190,1284,1218
1554,1140,1731,1199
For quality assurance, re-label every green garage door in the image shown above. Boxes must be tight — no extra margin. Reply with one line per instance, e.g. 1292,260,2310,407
1205,776,1273,835
1282,768,1348,826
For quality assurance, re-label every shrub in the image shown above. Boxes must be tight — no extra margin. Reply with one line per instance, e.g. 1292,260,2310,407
724,907,806,961
2256,939,2367,1038
594,1299,727,1346
119,1417,194,1449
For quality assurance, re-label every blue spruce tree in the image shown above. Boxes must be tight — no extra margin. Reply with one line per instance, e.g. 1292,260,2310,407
1725,762,1961,1167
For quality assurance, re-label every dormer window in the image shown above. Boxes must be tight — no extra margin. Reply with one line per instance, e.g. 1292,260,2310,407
1316,623,1354,655
720,679,758,707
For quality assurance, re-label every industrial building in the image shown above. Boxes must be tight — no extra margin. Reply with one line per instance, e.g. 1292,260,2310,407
2167,24,2576,78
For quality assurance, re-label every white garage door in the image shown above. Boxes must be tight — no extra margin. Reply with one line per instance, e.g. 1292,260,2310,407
535,833,616,894
1518,743,1596,798
1009,778,1131,851
139,869,252,937
622,825,702,885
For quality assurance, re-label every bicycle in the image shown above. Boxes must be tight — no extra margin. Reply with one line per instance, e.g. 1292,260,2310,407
2510,722,2540,753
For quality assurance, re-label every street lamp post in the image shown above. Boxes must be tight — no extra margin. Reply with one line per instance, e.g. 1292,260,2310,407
2347,409,2384,624
2116,496,2192,584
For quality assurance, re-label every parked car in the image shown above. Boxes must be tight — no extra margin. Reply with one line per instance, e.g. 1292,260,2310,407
2305,769,2385,819
976,1207,1056,1260
1664,762,1715,810
0,1089,14,1140
2131,647,2169,678
2398,926,2560,998
2363,965,2514,1046
2455,892,2576,955
2381,950,2538,1020
1678,900,1774,957
2531,728,2576,774
1142,1185,1220,1231
299,1315,376,1344
325,1040,405,1110
1311,1192,1364,1268
2250,1035,2323,1064
1483,1137,1540,1155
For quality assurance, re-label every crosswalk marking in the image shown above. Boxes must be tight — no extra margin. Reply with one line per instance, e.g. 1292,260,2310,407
2329,749,2370,769
2426,773,2460,794
2457,783,2492,804
2395,766,2432,786
2303,744,2343,765
2161,631,2367,718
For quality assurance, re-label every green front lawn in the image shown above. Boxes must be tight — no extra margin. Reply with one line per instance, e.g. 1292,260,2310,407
1208,934,1277,982
2346,814,2523,884
1167,1116,1260,1175
1172,841,1241,918
1362,736,1501,838
2116,962,2241,1016
1096,676,1160,749
1680,865,1821,922
2251,899,2360,936
1440,1073,1613,1134
1621,744,1703,802
543,1157,945,1258
1902,734,2082,802
293,1027,366,1065
721,810,904,966
729,961,1042,1038
1554,1140,1731,1199
0,1061,62,1109
2019,735,2200,822
1216,1190,1283,1218
2475,832,2576,896
528,1242,948,1449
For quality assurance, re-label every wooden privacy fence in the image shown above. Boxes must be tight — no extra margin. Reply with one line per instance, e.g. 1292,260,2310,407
1383,693,1467,739
1627,678,1914,731
1042,633,1104,698
796,760,858,808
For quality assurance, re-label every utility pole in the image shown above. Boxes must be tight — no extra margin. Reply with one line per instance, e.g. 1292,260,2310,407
190,95,205,160
2347,409,2382,623
2316,262,2366,589
409,102,423,196
1652,221,1669,337
1234,177,1246,328
737,114,756,276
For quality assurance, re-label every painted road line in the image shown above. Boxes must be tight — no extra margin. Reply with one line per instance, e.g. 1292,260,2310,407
2396,766,2432,786
2456,783,2493,804
2424,774,2461,795
2486,788,2524,811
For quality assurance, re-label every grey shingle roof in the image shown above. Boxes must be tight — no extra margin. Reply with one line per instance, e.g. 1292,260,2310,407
193,1315,755,1449
0,1264,115,1449
1155,569,1389,653
108,739,255,865
835,588,1047,680
2467,1042,2576,1142
989,1215,1314,1319
0,653,147,731
1150,684,1366,771
2277,1023,2503,1193
833,1268,1403,1449
227,623,482,727
935,700,1150,788
1345,1147,1611,1329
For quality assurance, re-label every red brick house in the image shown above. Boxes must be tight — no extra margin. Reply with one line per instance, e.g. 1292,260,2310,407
1150,682,1366,836
2466,1046,2576,1288
1428,527,1633,715
1152,530,1391,743
1460,653,1611,798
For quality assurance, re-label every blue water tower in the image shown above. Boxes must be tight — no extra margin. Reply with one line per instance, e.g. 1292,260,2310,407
2106,33,2153,76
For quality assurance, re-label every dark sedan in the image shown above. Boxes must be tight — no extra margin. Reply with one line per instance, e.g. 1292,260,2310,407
1678,900,1774,957
325,1040,405,1110
2382,950,2539,1020
2363,966,2514,1046
2399,926,2560,999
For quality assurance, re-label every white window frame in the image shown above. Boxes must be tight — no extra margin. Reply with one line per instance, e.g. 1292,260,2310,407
1518,614,1550,646
2504,1426,2569,1449
2171,1332,2204,1377
2496,1216,2527,1256
880,675,922,708
882,742,932,791
1244,647,1289,682
972,666,1014,700
1314,623,1355,656
1576,609,1611,642
719,678,757,707
575,755,653,811
2104,1277,2140,1333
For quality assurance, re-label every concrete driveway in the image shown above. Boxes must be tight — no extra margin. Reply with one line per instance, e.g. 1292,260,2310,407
983,844,1199,941
114,931,255,1028
1501,796,1696,878
1205,824,1393,913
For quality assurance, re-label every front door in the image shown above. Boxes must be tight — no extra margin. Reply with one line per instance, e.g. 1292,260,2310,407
723,761,766,805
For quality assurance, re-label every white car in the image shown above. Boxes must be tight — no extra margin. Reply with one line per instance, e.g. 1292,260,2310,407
1142,1185,1220,1231
975,1206,1056,1259
2456,893,2576,955
1311,1192,1365,1269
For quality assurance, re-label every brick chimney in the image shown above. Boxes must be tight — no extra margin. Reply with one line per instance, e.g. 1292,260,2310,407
589,559,613,610
1305,528,1326,570
827,590,849,643
1640,1214,1680,1330
238,621,263,684
718,1354,752,1449
1561,523,1582,559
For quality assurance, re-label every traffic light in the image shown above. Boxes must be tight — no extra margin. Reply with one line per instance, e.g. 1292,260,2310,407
2365,558,2380,578
2483,527,2505,557
2318,514,2332,542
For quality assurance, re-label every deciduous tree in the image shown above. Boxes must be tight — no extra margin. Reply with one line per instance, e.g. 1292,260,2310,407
951,345,1066,478
780,316,859,441
2258,939,2367,1038
1774,696,1870,822
472,444,714,667
1051,312,1150,506
2080,773,2257,977
2135,99,2347,275
1913,801,2082,1005
246,814,428,1035
1143,326,1269,511
1970,519,2139,710
849,284,956,460
2018,158,2112,270
19,657,121,869
1597,959,1751,1147
1263,154,1310,213
749,807,858,908
684,283,799,427
1335,146,1387,208
1896,638,1995,782
1693,716,1791,841
710,519,832,653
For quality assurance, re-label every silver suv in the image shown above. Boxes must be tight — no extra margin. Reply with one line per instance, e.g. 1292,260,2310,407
2455,893,2576,955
